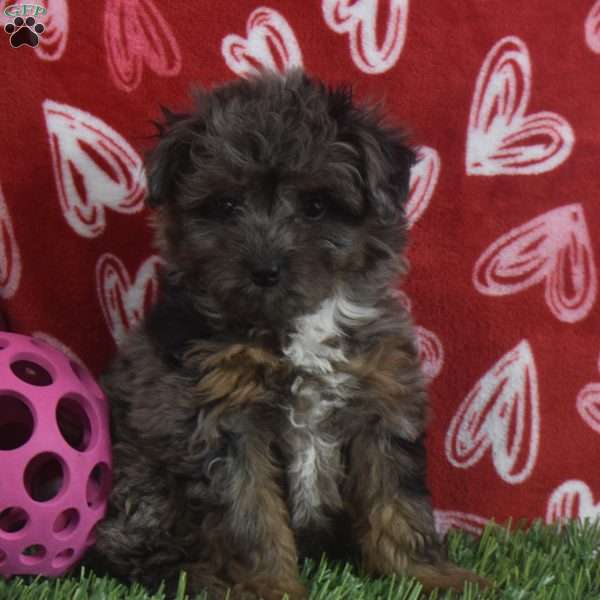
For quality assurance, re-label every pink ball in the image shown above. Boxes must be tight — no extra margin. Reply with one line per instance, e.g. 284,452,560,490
0,333,111,578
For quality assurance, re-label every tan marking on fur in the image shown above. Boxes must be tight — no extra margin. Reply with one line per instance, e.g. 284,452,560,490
186,422,306,599
345,422,490,594
338,336,424,440
185,341,290,406
342,337,415,393
360,500,489,592
182,342,292,443
226,435,305,599
360,499,427,569
407,564,491,593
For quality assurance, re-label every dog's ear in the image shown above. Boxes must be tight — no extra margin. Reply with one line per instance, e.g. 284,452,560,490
364,125,416,225
328,86,416,224
146,106,195,208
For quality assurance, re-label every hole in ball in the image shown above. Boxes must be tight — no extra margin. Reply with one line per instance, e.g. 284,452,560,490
21,544,46,565
0,338,9,350
53,509,80,539
57,395,91,451
0,507,29,534
86,463,110,508
25,453,65,502
52,547,75,568
11,359,53,386
0,394,34,450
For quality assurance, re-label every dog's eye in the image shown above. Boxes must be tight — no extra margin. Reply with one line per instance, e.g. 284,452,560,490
302,197,327,221
220,198,237,218
202,196,240,221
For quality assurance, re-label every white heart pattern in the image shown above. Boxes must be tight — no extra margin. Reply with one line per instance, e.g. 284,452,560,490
586,0,600,54
466,36,574,175
44,100,147,239
0,186,22,299
434,510,489,537
415,325,444,381
445,340,540,484
473,204,597,323
576,353,600,435
222,7,302,77
96,253,162,345
35,0,68,61
322,0,409,74
577,383,600,435
406,146,440,227
105,0,182,92
546,480,600,522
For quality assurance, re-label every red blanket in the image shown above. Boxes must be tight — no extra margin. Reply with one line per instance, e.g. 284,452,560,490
1,0,599,533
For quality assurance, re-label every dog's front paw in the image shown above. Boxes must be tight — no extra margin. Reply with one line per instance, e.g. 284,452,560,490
230,576,308,600
409,562,491,593
358,501,490,593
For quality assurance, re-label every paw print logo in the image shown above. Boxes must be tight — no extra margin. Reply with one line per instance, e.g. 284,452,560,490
4,16,45,48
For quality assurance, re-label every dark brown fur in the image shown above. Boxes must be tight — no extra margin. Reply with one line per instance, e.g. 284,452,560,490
94,70,488,599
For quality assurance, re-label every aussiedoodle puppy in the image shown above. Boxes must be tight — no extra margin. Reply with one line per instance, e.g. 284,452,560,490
94,70,488,599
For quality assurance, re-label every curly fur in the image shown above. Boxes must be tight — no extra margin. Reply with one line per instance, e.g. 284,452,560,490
93,70,488,599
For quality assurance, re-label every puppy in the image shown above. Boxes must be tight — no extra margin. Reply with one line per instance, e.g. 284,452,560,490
95,70,488,599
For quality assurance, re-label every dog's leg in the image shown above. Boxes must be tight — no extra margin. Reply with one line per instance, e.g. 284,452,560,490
187,431,307,600
344,429,489,593
93,444,191,589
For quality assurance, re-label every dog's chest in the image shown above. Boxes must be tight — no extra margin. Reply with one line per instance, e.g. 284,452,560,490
282,298,353,527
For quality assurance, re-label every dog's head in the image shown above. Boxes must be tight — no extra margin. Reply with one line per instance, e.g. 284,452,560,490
148,70,415,331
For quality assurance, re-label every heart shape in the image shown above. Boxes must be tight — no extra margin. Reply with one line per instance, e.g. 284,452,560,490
406,145,440,227
415,325,444,381
104,0,181,92
44,100,147,239
473,204,597,323
0,185,21,299
222,7,302,77
466,36,574,175
577,383,600,434
434,510,488,537
445,340,540,484
546,480,600,522
586,0,600,54
35,0,68,61
322,0,409,74
96,253,161,345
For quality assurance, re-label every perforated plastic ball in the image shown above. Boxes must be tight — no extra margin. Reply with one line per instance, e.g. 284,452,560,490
0,333,111,578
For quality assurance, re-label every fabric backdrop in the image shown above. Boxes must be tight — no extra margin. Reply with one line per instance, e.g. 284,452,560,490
1,0,599,535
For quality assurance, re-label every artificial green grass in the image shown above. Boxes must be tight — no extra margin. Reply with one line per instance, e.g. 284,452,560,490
2,520,600,599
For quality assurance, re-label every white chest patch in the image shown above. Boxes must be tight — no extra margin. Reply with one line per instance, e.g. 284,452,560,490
282,292,379,527
283,296,346,373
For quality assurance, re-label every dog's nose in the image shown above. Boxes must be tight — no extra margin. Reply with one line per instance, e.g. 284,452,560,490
251,263,281,287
